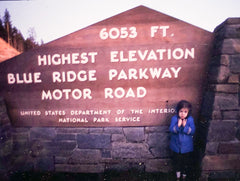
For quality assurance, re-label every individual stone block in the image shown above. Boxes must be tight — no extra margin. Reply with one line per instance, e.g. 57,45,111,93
123,127,145,143
104,127,123,134
213,93,238,110
207,120,236,142
212,84,239,93
145,159,172,172
218,142,240,154
202,155,240,171
30,127,56,140
111,134,126,142
224,24,240,38
221,39,240,54
222,110,240,120
227,18,240,24
219,55,230,66
112,142,153,159
228,74,239,83
68,149,101,164
52,141,77,157
229,54,240,73
55,141,77,150
147,133,170,158
77,134,111,149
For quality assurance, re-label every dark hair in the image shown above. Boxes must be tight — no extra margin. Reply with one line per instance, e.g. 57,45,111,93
176,100,192,118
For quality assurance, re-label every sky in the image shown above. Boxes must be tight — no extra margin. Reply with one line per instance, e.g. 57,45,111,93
0,0,240,44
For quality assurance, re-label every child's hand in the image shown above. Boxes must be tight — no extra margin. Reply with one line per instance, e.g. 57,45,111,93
182,119,187,127
178,119,182,127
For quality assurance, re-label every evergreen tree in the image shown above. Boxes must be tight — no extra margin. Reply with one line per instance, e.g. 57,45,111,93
24,27,39,51
12,27,25,52
0,17,7,40
0,9,40,52
3,9,12,44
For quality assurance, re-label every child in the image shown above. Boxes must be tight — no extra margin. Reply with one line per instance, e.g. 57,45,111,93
169,100,195,180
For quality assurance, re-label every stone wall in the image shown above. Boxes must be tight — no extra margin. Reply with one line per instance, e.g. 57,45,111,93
0,98,12,174
200,18,240,179
0,97,172,174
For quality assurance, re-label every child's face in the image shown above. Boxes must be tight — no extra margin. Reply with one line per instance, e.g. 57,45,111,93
178,108,189,119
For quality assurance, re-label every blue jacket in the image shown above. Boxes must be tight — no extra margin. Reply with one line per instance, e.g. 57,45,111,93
169,115,195,153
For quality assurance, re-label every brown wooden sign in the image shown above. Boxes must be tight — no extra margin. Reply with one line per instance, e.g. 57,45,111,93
0,6,213,127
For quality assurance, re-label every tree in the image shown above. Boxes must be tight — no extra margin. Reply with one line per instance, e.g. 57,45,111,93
0,9,39,52
27,27,37,43
0,17,7,40
3,9,12,44
24,27,39,51
12,27,25,52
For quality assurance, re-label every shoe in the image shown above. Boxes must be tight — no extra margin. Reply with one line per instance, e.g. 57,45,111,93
182,174,187,180
176,171,181,180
